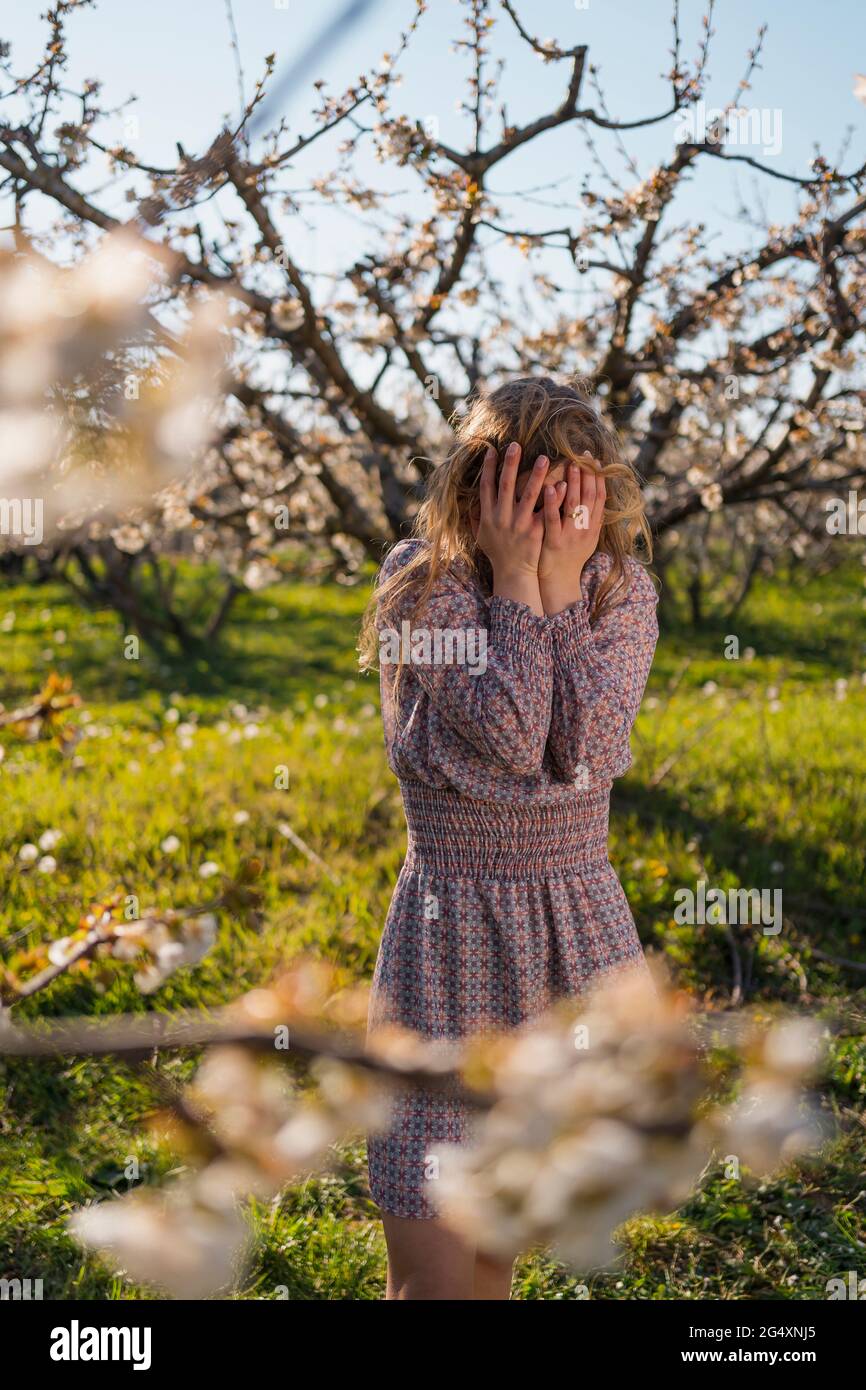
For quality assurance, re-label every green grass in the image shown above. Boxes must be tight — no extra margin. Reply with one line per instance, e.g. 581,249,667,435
1,558,865,1300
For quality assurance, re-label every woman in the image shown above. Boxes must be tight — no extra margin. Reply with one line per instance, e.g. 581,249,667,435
359,376,659,1300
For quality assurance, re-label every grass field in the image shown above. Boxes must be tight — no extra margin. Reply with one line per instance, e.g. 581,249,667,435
1,556,865,1300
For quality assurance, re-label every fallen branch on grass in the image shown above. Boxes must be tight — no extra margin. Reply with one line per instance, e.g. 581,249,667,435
0,867,263,1005
647,701,746,788
0,672,81,749
277,821,340,884
797,942,866,975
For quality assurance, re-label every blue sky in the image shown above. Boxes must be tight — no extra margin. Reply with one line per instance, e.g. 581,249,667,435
4,1,864,217
2,0,865,346
5,1,863,161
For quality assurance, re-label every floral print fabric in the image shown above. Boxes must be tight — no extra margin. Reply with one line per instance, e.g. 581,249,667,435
367,541,659,1218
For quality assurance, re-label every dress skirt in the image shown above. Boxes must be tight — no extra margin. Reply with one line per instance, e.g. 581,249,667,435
366,780,648,1219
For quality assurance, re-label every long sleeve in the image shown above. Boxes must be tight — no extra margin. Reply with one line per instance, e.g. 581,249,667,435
545,559,658,785
378,541,553,777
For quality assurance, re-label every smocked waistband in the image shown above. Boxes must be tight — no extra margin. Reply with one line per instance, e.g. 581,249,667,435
399,781,611,880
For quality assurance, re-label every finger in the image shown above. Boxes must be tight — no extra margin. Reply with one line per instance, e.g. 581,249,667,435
515,454,550,519
563,462,582,524
497,441,522,517
479,446,497,519
543,482,562,540
591,473,607,529
580,455,598,514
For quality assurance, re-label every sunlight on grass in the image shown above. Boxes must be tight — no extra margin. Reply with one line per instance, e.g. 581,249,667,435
1,560,864,1299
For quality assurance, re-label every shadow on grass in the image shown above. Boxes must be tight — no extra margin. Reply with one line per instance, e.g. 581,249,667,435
613,779,866,988
659,556,865,681
2,577,372,707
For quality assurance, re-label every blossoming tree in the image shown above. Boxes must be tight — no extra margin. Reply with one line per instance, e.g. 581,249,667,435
0,0,863,642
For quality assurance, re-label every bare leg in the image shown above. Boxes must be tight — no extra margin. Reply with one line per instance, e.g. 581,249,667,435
475,1256,514,1295
382,1213,475,1300
473,1251,514,1301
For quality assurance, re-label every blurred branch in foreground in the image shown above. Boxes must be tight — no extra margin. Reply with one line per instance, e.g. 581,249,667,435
0,964,826,1296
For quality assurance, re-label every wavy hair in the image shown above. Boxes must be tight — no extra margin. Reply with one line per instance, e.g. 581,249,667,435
358,375,652,673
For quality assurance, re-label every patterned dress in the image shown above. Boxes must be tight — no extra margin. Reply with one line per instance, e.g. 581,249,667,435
367,540,659,1219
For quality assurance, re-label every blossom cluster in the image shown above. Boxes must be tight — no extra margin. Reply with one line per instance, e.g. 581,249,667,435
68,963,824,1297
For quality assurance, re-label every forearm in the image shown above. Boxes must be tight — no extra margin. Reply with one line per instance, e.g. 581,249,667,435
545,587,659,781
396,562,553,775
540,571,584,616
493,565,545,617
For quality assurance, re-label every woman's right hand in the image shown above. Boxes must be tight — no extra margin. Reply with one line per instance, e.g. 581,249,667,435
477,443,550,617
477,442,550,577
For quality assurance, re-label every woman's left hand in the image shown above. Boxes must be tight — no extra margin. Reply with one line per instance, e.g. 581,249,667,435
538,454,606,615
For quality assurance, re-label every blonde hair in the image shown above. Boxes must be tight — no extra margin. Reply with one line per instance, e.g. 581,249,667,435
359,375,652,672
